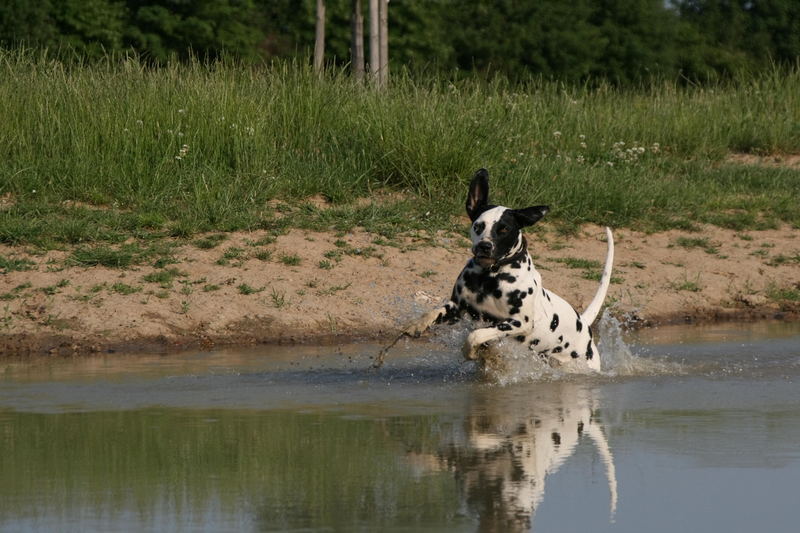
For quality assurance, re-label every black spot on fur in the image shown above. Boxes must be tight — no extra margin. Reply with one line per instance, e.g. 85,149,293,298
552,346,563,353
586,340,594,360
576,318,583,332
493,289,502,299
462,269,500,305
564,342,569,349
530,338,540,346
524,315,529,322
482,312,500,323
440,303,460,324
528,287,533,294
511,261,521,269
550,314,559,331
496,273,516,283
515,335,526,343
510,319,521,328
551,432,561,446
588,326,593,338
497,322,512,332
558,335,563,342
571,351,579,358
507,289,525,314
577,421,584,435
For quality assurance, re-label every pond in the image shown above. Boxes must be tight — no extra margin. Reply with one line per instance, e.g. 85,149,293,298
1,317,799,532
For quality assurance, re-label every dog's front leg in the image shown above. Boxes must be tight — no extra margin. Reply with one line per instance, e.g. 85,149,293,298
462,319,526,360
404,300,460,337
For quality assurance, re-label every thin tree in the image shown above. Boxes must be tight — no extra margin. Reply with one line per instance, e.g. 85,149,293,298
369,0,380,84
379,0,389,87
314,0,326,74
351,0,365,82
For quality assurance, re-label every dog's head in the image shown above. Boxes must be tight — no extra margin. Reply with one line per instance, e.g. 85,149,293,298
466,169,548,269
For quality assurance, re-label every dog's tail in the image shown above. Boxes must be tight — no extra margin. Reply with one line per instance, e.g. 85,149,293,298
580,227,614,326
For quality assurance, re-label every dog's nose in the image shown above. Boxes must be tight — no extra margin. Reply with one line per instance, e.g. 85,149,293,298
474,241,492,256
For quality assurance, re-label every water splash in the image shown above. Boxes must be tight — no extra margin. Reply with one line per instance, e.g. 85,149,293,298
424,311,684,384
597,311,685,377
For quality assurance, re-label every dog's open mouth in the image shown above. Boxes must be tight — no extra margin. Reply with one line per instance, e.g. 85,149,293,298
474,254,495,268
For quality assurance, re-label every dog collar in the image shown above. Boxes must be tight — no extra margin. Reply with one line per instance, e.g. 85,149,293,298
489,236,528,272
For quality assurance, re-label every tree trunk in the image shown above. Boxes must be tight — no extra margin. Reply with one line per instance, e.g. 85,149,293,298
351,0,364,82
369,0,380,84
314,0,326,74
379,0,389,87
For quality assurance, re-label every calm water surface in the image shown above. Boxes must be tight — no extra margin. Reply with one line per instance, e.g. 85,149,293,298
1,319,800,532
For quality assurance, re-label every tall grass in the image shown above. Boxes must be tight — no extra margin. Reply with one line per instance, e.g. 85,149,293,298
1,49,798,245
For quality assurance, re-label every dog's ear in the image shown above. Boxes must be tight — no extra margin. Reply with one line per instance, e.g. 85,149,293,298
466,168,490,221
511,206,549,227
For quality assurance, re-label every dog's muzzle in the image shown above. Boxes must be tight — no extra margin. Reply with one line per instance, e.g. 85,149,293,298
473,241,495,267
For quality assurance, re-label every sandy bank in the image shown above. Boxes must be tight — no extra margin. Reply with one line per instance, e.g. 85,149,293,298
1,224,798,356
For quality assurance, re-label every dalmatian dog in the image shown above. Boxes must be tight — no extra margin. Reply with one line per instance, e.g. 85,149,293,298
406,168,614,371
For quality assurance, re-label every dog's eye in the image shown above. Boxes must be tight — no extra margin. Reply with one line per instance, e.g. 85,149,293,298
497,226,508,235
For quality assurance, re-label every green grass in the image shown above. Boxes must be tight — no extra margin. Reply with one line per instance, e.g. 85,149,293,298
1,282,33,300
766,252,800,267
279,253,302,266
110,282,141,295
216,246,246,266
143,267,187,288
0,254,35,272
237,283,264,295
673,237,720,255
70,245,140,268
766,283,800,303
553,257,602,270
253,250,272,261
1,50,799,248
40,279,70,295
270,287,287,308
193,234,227,249
668,274,703,292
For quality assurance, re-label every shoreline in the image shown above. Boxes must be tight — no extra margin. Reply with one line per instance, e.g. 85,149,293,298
2,307,796,358
2,224,798,357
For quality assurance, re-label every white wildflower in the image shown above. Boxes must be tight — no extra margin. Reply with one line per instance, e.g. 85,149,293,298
175,144,190,160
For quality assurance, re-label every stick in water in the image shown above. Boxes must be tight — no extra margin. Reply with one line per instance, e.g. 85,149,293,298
372,331,407,369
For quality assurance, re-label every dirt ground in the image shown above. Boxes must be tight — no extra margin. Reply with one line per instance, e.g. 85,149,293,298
1,222,799,356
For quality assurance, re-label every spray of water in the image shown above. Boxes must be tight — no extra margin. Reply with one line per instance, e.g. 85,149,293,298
425,310,683,384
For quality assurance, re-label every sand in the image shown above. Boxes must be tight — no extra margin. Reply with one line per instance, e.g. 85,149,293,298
1,223,798,356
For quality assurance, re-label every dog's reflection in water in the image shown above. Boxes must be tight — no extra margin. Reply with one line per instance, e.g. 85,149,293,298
407,382,617,532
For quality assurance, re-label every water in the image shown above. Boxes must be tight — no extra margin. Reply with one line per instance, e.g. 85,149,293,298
1,318,800,532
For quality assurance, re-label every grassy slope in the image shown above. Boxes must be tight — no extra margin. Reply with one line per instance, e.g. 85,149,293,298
1,51,799,248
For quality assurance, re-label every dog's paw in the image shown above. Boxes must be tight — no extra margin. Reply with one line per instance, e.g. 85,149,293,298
462,339,480,360
403,321,425,338
403,310,437,337
463,329,495,360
